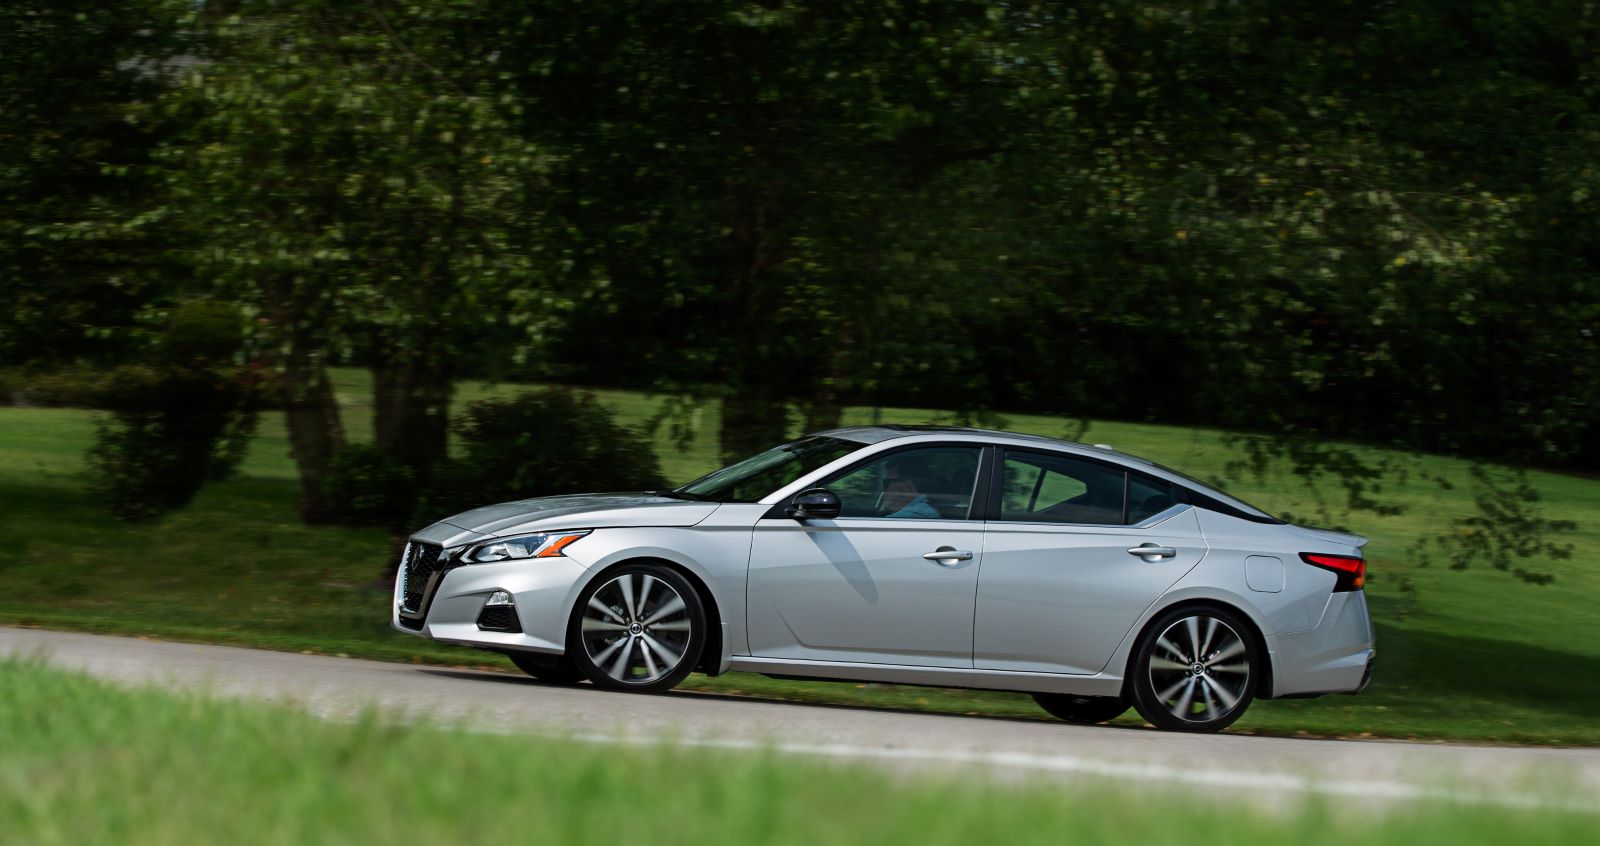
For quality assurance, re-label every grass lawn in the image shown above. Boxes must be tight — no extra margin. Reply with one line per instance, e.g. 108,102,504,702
1,368,1597,744
4,658,1596,845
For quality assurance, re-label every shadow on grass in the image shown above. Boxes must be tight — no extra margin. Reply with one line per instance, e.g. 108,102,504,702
0,474,307,532
1367,624,1600,722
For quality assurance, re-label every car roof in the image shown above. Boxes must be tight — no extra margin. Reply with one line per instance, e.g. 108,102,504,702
813,424,1152,463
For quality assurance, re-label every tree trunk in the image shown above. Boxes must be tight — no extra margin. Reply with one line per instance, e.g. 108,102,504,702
719,387,790,465
372,362,453,483
280,352,345,524
801,324,851,433
801,388,842,434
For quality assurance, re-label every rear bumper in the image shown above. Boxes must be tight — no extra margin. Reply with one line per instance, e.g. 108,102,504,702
1266,591,1376,697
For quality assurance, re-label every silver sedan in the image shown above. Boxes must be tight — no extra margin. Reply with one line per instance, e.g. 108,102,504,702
393,426,1374,732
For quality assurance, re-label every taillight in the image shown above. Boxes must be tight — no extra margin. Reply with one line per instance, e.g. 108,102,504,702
1300,553,1366,592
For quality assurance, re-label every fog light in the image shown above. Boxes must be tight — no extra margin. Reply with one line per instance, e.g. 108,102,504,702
477,591,522,633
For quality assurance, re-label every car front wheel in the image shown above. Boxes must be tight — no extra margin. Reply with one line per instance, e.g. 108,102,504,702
568,563,706,692
1129,605,1258,732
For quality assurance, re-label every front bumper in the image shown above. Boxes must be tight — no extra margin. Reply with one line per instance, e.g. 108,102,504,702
1266,591,1377,697
391,555,589,656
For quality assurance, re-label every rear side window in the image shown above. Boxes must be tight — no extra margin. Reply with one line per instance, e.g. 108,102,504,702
1127,475,1177,523
999,451,1125,525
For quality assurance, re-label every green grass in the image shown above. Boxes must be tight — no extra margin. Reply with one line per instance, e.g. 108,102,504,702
1,368,1598,744
3,658,1596,845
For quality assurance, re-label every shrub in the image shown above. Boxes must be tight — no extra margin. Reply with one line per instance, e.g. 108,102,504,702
0,363,117,407
322,444,415,530
86,302,257,522
415,389,667,524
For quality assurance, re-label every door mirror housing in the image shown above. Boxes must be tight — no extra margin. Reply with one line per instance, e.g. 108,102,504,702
787,487,842,521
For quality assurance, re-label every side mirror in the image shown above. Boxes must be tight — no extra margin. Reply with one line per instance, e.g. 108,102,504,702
787,487,841,521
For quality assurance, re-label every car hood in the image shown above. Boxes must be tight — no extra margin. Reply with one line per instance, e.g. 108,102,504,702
424,492,719,545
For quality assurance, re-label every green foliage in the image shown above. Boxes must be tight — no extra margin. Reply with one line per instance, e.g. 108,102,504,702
322,444,416,531
8,659,1598,845
1410,467,1578,586
418,389,667,521
0,0,192,366
1220,435,1412,526
0,364,118,408
85,302,257,522
999,1,1598,468
1221,434,1578,587
159,298,247,364
6,0,1599,537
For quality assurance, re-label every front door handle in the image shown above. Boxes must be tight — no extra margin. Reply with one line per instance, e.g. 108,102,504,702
923,547,974,565
1127,544,1178,559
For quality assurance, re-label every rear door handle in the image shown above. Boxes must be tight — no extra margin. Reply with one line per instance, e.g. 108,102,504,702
1127,544,1177,559
923,547,974,565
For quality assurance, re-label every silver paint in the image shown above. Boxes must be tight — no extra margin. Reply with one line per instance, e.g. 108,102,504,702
393,428,1376,703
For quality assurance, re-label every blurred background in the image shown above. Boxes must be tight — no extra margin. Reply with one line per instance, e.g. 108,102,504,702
1,0,1598,745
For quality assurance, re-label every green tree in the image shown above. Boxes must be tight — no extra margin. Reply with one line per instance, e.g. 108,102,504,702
158,1,554,518
477,1,1033,462
0,0,191,366
943,1,1597,468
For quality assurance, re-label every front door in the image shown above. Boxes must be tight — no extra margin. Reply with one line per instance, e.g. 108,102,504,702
746,445,985,668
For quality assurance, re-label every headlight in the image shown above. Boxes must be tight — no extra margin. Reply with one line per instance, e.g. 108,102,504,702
462,530,591,563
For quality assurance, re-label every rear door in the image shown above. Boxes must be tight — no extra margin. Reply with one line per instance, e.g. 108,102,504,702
973,449,1207,675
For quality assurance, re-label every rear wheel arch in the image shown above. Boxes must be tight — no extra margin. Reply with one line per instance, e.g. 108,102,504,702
1124,597,1274,700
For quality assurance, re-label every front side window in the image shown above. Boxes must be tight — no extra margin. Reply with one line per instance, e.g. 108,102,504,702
675,436,864,502
823,447,982,520
1000,451,1126,524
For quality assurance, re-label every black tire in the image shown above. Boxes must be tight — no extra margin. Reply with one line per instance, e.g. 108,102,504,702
1032,693,1129,725
506,652,585,685
1129,604,1259,732
567,562,706,693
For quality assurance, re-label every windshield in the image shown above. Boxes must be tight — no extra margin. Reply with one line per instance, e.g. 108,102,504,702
675,436,865,503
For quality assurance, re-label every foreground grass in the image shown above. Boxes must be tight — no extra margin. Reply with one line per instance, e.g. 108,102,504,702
2,659,1596,846
1,368,1598,744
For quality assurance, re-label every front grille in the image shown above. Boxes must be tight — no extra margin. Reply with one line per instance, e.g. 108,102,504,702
397,541,448,629
400,542,444,610
476,605,521,632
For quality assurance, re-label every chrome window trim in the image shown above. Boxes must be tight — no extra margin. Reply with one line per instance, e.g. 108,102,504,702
981,503,1192,532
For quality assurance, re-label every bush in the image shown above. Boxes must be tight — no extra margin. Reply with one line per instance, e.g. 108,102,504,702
86,302,257,522
0,363,118,408
416,389,667,523
322,444,415,530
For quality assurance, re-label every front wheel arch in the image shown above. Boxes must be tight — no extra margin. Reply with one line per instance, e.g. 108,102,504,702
570,556,725,677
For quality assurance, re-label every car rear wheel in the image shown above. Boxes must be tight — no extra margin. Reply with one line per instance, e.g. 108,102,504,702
1032,693,1129,725
568,563,705,692
1129,605,1258,732
506,652,585,685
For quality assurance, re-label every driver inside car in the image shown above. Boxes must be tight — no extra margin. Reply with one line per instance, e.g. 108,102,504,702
881,456,941,519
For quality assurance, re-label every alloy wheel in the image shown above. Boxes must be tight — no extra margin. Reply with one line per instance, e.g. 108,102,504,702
1145,614,1252,726
578,571,696,686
